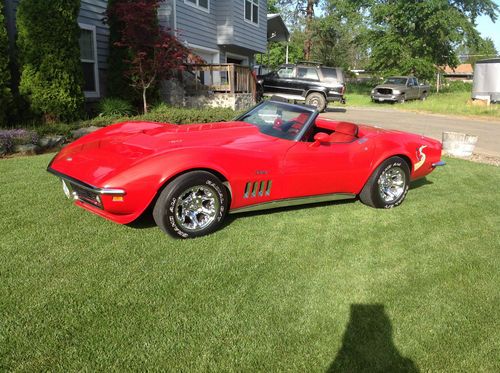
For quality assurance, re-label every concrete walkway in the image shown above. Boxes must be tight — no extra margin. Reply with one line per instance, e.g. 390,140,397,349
320,107,500,157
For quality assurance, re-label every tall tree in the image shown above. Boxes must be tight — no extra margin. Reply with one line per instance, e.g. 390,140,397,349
367,0,498,80
17,0,84,122
109,0,190,113
459,36,498,64
269,1,323,61
0,1,13,125
106,0,131,100
313,0,371,69
304,0,316,61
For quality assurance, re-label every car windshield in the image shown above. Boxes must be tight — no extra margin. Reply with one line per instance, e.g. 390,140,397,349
383,77,408,85
237,101,314,140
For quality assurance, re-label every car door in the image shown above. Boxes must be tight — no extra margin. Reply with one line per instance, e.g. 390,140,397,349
283,138,375,198
263,66,298,95
295,67,321,96
407,78,418,99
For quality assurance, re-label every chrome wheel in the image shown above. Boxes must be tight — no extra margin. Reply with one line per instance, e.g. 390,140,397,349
174,185,220,231
378,166,406,203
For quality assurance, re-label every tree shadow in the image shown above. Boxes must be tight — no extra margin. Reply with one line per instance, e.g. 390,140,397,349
410,177,433,190
324,107,347,113
327,304,419,373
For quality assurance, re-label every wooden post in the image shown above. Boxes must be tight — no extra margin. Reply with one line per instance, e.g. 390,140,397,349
229,64,235,93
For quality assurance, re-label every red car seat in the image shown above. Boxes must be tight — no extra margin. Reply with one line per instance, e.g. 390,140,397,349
329,122,358,143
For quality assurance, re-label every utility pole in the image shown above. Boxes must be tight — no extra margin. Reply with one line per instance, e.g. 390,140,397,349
304,0,315,61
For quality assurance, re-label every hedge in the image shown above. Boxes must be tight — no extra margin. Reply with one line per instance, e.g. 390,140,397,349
17,0,84,122
0,2,12,125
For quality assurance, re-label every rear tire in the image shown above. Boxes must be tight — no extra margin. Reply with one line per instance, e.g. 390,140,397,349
153,171,228,238
359,156,410,209
306,92,327,112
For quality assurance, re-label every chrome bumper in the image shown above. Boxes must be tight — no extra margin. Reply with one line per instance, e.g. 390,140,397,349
432,161,446,167
48,167,125,209
47,167,126,195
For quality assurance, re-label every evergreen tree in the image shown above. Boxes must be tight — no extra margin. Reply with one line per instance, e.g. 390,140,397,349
0,2,13,125
105,0,131,99
17,0,84,122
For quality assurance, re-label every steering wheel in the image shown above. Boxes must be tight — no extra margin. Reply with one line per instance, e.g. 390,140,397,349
273,117,284,129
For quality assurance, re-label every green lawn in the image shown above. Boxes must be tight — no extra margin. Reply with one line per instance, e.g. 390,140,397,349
1,154,499,371
332,90,500,119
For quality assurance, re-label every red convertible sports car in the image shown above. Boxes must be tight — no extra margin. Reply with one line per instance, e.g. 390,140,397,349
48,100,445,238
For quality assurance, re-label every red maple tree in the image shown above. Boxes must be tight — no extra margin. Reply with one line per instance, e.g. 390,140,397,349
108,0,190,113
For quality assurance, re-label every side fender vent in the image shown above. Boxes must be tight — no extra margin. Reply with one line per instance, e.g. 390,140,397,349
244,180,272,198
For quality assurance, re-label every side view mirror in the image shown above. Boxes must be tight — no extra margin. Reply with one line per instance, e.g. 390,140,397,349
312,132,330,146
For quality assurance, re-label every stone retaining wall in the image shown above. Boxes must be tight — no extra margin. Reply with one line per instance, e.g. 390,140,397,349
161,80,255,111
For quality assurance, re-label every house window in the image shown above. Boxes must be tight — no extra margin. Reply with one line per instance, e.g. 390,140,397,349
79,24,99,98
245,0,259,24
185,0,209,12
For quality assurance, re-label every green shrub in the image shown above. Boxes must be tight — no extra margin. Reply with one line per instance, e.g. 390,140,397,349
0,2,12,126
17,0,84,123
440,80,473,93
99,97,134,117
143,103,239,124
9,106,242,139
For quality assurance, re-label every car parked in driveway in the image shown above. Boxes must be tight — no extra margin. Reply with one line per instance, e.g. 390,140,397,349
371,76,430,103
257,62,346,112
48,100,444,239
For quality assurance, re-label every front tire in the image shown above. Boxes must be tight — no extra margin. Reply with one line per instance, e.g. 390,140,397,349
306,92,327,112
398,95,406,104
153,171,229,238
359,157,410,209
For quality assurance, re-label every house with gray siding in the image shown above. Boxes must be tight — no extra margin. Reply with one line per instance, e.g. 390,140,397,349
4,0,267,101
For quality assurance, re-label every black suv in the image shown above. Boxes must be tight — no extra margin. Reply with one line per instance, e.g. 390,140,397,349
257,62,346,112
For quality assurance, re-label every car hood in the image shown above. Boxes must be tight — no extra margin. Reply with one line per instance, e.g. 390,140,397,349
49,120,274,185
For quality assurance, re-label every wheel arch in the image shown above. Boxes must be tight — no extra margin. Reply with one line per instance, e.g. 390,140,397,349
305,89,327,99
148,167,233,212
358,153,413,194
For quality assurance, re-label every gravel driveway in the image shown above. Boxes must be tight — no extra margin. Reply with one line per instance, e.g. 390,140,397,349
321,107,500,158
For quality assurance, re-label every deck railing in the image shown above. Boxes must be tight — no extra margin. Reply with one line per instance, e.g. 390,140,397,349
184,63,257,96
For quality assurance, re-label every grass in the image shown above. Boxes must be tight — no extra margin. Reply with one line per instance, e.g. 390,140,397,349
1,154,499,371
333,88,500,119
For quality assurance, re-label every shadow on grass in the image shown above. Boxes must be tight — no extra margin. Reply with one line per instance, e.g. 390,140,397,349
128,199,357,231
324,107,347,113
410,177,433,190
126,207,157,229
327,304,419,373
220,198,356,230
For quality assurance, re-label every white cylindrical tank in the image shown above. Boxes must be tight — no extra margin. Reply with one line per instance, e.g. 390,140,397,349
472,58,500,103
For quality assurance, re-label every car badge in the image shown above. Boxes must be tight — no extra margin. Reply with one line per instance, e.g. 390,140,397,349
66,157,72,162
414,145,427,171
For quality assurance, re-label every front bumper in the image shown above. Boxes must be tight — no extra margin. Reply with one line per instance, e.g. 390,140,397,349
47,167,125,200
432,161,446,167
326,92,346,104
371,93,402,102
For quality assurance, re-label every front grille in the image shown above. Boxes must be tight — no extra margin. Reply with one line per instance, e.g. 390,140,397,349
377,88,393,95
71,184,102,208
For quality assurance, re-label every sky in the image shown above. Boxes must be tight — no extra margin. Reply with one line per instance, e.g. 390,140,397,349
476,0,500,53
